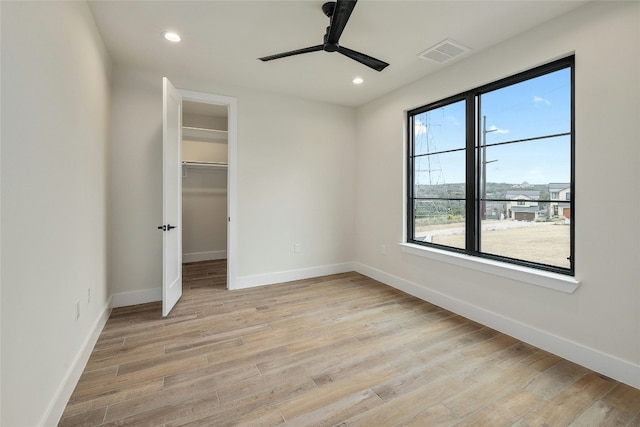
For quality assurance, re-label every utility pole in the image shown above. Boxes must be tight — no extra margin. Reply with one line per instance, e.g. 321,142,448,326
481,116,498,220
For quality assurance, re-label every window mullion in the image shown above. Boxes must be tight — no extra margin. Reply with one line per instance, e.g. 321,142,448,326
465,94,477,253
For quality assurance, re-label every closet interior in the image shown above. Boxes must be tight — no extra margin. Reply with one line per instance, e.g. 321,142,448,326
181,101,228,264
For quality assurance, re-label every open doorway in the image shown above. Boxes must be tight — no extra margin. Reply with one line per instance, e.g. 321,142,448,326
179,90,237,291
181,101,228,265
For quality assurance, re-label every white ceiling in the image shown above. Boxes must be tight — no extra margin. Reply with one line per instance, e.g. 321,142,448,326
87,0,587,107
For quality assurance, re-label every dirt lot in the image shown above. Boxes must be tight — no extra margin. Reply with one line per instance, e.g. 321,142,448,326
420,221,570,269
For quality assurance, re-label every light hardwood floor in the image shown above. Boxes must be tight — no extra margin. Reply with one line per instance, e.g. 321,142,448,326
59,260,640,426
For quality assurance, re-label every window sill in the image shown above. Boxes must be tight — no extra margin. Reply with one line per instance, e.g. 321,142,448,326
399,243,580,293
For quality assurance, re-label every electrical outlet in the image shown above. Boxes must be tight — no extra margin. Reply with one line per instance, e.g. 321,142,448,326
75,301,80,321
381,244,387,255
294,243,302,254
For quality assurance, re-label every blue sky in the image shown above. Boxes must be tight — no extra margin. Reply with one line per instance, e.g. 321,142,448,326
414,68,571,185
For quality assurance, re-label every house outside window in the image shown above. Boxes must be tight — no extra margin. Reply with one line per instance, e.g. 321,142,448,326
549,183,571,219
407,56,574,274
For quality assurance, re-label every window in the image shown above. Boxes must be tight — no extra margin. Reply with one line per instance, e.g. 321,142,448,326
407,56,574,274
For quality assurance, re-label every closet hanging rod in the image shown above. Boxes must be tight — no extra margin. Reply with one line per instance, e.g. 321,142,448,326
182,161,228,167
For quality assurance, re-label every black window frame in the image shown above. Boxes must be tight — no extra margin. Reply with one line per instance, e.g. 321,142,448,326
407,56,575,275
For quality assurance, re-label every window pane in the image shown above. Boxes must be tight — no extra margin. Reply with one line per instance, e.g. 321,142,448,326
413,100,466,156
480,68,571,143
483,136,570,188
413,200,465,250
414,151,466,198
480,203,570,269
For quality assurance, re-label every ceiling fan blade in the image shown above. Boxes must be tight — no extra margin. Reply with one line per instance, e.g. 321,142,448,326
259,45,324,62
327,0,357,45
337,46,389,72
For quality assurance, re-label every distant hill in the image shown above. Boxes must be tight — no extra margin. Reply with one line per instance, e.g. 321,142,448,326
416,182,550,201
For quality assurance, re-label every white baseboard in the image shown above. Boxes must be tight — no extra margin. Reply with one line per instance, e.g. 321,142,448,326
111,287,161,308
183,250,227,263
42,297,112,426
233,262,354,290
354,262,640,390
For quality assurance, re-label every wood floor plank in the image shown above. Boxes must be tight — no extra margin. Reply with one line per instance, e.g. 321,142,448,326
454,388,543,426
58,260,640,426
163,363,261,392
64,378,163,417
601,382,640,415
394,403,460,427
370,362,450,402
166,377,317,427
520,373,617,426
58,407,106,427
568,401,633,426
444,363,540,417
277,364,400,420
281,388,383,426
523,358,591,399
348,376,465,427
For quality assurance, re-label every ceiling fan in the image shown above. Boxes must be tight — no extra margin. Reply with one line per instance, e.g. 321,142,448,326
258,0,389,72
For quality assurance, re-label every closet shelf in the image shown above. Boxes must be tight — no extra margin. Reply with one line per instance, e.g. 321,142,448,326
182,126,227,142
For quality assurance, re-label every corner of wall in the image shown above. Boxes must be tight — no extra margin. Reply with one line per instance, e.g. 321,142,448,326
41,300,112,426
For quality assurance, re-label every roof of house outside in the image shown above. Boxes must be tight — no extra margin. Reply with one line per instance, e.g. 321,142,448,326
505,191,540,200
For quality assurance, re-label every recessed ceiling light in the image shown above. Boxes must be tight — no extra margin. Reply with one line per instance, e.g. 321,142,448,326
352,77,364,85
163,32,181,43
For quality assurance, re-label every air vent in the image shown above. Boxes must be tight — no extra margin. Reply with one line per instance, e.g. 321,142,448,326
418,39,471,64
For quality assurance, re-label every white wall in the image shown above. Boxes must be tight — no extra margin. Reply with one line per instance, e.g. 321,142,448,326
235,91,356,280
354,1,640,387
108,67,163,300
0,2,112,425
109,65,356,299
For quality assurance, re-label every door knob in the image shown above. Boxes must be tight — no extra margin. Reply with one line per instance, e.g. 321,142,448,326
157,225,167,231
167,224,177,230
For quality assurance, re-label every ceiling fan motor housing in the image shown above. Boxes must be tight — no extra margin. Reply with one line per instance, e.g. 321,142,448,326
322,2,336,18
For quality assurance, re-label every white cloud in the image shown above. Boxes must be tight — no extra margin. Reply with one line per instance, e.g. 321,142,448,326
445,115,461,127
414,120,427,135
488,124,509,134
533,95,551,105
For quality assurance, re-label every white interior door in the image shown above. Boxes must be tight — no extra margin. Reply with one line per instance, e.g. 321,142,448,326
161,77,183,316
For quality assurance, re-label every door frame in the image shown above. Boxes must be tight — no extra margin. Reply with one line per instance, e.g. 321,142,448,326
179,89,238,290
